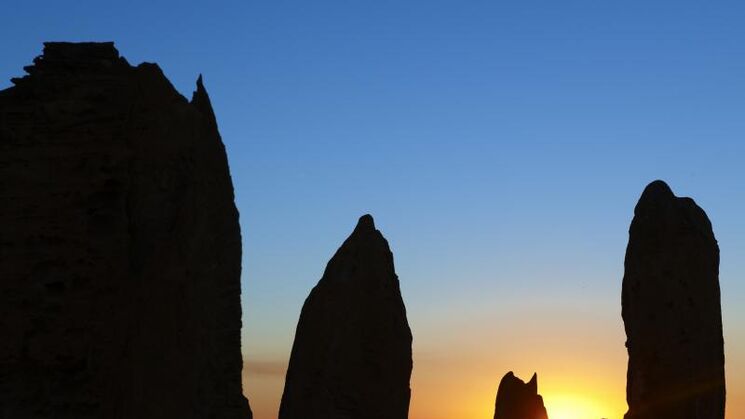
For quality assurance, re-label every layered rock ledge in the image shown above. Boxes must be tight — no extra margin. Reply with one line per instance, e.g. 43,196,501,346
0,42,251,419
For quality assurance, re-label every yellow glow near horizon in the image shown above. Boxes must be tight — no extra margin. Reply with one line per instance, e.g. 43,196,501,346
544,393,613,419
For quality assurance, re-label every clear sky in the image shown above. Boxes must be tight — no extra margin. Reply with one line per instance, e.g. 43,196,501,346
2,1,744,418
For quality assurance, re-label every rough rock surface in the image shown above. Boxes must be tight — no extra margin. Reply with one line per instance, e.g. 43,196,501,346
622,180,725,419
279,214,412,419
493,372,548,419
0,42,251,419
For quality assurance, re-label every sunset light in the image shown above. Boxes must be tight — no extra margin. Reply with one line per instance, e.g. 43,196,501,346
1,2,743,419
544,393,614,419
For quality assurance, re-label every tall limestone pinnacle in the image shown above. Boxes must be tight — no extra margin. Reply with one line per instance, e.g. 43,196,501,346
0,42,251,418
622,180,725,419
493,372,549,419
279,214,413,419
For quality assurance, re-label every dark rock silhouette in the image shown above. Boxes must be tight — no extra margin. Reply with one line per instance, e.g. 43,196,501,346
622,180,725,419
279,214,412,419
0,42,251,418
493,371,549,419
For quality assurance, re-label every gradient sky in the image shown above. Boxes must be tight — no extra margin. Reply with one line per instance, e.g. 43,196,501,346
2,1,744,418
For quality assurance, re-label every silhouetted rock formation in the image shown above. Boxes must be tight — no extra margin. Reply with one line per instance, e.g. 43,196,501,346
0,42,251,419
622,180,725,419
493,372,549,419
279,215,412,419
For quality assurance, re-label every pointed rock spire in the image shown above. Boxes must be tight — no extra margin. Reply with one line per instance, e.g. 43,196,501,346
279,215,412,419
527,373,538,394
191,73,217,128
622,181,725,419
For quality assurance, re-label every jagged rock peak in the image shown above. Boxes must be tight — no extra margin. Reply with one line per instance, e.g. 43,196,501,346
622,181,725,419
279,215,412,419
493,371,548,419
192,73,208,104
11,42,123,84
0,42,251,419
43,41,119,58
191,74,217,127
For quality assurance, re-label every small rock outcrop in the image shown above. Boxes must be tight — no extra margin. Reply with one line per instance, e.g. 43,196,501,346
493,372,549,419
279,215,412,419
0,42,251,418
622,180,725,419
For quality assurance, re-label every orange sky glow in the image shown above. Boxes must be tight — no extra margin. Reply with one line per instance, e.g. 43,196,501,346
243,294,744,419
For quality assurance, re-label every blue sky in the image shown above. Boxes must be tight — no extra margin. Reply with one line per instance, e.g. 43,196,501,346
2,1,744,418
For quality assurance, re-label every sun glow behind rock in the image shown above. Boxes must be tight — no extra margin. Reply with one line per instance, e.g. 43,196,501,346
544,392,613,419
